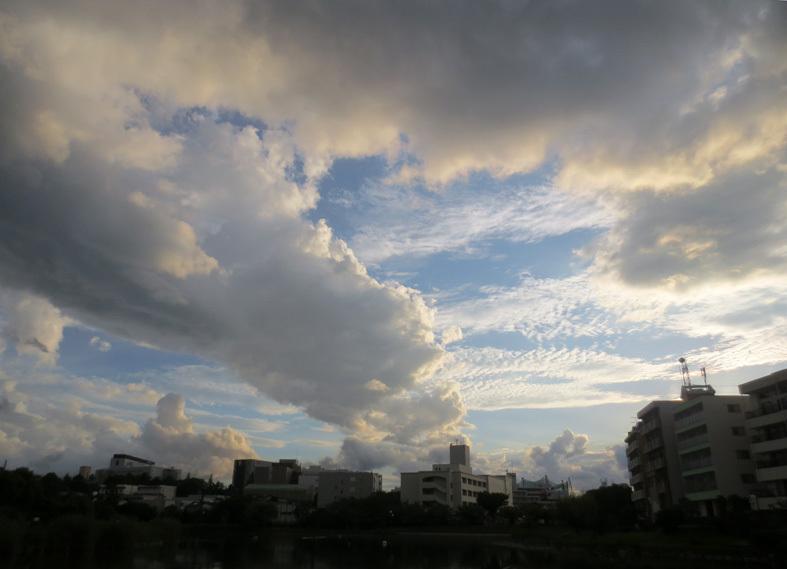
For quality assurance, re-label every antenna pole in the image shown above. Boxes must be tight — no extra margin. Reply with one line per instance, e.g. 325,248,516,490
679,357,691,387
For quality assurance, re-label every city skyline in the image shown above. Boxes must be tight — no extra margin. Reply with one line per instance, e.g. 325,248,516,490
1,1,786,491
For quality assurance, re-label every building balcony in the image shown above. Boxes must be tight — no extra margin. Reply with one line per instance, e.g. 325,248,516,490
745,397,787,420
681,456,713,472
751,438,787,455
677,433,709,451
626,441,640,455
746,409,787,430
628,456,641,469
643,439,663,453
756,464,787,483
630,473,643,485
674,411,705,429
631,490,645,502
645,456,666,472
642,419,660,434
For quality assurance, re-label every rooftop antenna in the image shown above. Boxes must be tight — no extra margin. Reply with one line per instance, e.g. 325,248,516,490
701,366,707,385
679,357,691,387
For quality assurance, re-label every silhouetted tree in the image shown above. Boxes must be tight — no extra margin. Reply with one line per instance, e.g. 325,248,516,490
476,491,509,518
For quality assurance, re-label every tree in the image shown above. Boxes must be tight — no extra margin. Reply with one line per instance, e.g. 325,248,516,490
456,503,485,525
475,491,509,518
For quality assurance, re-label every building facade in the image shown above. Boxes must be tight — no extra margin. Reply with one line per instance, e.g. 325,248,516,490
95,454,181,483
400,443,515,509
316,470,383,508
232,458,301,491
627,400,684,518
512,476,572,507
627,377,757,518
672,391,754,516
739,369,787,509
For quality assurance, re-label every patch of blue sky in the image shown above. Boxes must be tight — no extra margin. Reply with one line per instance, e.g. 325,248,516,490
609,329,717,362
57,327,204,378
309,155,390,241
407,228,599,292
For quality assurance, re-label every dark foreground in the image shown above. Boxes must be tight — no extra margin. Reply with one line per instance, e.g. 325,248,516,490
4,522,786,569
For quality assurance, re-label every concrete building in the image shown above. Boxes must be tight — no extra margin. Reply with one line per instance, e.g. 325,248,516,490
672,390,754,516
298,465,322,493
316,470,383,508
627,400,685,518
232,458,301,491
400,443,515,509
513,476,572,507
95,454,181,483
627,363,756,518
739,368,787,509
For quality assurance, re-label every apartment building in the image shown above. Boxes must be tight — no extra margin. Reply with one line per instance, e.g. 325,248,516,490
627,369,757,518
739,368,787,509
671,391,754,516
626,400,684,518
400,443,515,509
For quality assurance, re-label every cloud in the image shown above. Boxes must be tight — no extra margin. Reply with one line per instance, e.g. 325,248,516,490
348,183,611,264
0,386,259,479
135,393,258,478
0,92,452,442
89,336,112,352
0,293,71,366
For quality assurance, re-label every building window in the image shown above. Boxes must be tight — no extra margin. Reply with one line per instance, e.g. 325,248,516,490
727,404,741,413
731,426,745,436
736,450,750,459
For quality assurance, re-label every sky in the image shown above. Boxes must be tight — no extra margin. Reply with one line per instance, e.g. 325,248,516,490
0,0,786,492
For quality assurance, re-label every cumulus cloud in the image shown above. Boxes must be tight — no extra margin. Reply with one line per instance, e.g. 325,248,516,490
0,385,259,479
0,293,71,366
471,430,627,491
135,393,258,478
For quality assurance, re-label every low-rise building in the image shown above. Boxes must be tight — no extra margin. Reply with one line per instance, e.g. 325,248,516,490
316,470,383,508
232,458,301,491
94,454,181,483
513,476,572,506
400,443,515,509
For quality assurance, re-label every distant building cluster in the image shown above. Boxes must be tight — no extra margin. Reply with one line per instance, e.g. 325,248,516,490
399,443,517,508
626,366,787,519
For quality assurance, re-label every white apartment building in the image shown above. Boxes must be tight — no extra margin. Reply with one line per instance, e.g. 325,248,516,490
739,368,787,509
400,443,515,509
